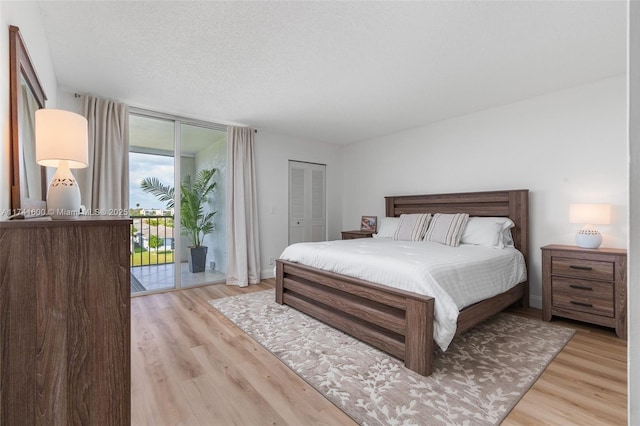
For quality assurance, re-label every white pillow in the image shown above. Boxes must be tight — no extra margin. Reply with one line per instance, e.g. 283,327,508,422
502,227,515,248
460,217,515,248
497,218,516,248
373,217,401,239
424,213,469,247
393,213,431,241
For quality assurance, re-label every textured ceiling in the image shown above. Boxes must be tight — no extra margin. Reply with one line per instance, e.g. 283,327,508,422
38,1,626,145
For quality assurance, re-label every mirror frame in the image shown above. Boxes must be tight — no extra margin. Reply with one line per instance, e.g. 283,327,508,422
9,25,47,213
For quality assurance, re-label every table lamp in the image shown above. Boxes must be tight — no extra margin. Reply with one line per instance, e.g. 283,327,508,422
35,109,88,219
569,203,611,249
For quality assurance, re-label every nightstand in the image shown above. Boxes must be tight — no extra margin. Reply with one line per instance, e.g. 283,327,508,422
341,230,374,240
541,244,627,339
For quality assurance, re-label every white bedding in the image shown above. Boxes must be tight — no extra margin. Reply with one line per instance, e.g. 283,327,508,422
279,239,527,351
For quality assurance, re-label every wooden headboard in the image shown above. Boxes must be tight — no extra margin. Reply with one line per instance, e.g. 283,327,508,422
385,189,529,270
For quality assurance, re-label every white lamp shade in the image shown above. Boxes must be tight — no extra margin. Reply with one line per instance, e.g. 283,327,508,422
35,109,89,169
569,203,611,225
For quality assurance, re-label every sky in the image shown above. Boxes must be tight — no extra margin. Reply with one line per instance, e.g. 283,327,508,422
129,152,174,210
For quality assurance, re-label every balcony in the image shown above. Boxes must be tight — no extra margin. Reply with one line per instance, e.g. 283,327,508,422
130,215,225,294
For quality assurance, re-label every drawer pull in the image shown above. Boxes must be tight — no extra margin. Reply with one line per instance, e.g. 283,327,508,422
570,301,593,308
569,265,593,271
569,284,593,291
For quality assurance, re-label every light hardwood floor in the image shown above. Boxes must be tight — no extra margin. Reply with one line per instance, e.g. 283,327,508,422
131,279,627,425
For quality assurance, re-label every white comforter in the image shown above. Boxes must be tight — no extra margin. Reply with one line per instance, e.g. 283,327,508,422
279,239,527,351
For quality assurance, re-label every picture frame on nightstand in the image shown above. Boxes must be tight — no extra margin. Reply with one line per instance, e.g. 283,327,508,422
360,216,377,232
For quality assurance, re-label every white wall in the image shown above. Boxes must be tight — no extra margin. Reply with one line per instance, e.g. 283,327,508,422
342,75,627,309
629,2,639,422
255,130,343,278
1,2,58,215
58,89,80,113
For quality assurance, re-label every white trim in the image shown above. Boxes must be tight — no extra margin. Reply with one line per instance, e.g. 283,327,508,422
174,120,182,289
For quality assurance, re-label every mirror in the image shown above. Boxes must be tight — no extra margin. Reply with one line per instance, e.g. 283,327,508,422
9,25,47,216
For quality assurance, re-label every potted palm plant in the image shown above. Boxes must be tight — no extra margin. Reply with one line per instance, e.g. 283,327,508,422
140,168,217,273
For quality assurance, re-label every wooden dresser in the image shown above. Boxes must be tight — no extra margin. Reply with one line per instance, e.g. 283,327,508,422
0,217,131,425
541,244,627,339
341,230,374,240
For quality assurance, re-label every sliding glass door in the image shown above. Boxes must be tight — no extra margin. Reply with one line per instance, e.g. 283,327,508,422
129,112,227,294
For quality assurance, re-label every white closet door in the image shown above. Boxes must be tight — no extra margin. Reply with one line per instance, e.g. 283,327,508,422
289,164,306,244
288,161,326,244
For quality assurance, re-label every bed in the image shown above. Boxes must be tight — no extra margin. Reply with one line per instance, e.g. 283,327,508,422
275,189,529,376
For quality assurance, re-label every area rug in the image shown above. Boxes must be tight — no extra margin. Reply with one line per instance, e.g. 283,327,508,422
209,290,575,426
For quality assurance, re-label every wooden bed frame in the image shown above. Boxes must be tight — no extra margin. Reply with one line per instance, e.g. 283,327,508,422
276,189,529,376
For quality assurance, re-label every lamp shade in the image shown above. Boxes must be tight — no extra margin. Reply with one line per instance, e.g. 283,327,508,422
35,109,88,169
569,203,611,225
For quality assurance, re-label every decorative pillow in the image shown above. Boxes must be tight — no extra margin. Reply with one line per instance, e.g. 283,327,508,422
460,217,516,248
373,217,401,239
392,213,431,241
424,213,469,247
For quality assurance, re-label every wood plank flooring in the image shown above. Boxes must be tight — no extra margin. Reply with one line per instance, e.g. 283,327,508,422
131,280,627,425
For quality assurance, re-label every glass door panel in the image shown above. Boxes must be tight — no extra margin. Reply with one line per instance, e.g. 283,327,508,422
179,123,227,287
129,115,176,294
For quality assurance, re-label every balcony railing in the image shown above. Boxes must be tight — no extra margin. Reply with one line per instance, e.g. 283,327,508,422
130,215,175,267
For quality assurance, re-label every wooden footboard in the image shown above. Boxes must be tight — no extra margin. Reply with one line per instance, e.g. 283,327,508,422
276,260,435,376
276,259,525,376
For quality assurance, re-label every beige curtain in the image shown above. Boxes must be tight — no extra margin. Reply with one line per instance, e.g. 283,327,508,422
226,126,261,287
76,95,129,211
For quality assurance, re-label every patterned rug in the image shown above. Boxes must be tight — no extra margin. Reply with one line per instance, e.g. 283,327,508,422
209,290,574,426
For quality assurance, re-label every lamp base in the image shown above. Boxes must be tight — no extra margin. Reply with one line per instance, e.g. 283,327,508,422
46,162,81,219
575,228,602,249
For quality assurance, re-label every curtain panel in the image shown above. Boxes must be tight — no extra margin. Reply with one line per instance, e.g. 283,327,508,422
226,126,261,287
76,95,129,212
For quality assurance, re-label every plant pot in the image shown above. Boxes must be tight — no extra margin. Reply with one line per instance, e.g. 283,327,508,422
188,246,208,273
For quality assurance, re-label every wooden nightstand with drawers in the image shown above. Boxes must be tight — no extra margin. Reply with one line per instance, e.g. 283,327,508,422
341,230,374,240
541,244,627,339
